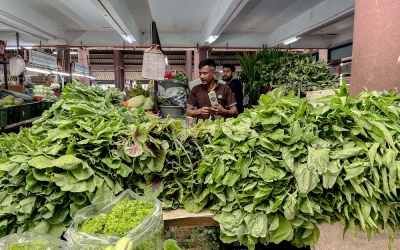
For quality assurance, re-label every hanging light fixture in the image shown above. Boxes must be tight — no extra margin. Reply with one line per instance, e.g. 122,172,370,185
25,67,50,74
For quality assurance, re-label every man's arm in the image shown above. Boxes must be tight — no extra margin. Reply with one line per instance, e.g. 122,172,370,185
186,106,211,118
211,104,237,117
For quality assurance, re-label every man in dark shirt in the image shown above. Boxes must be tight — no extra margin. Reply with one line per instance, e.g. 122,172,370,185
222,64,244,114
186,58,238,120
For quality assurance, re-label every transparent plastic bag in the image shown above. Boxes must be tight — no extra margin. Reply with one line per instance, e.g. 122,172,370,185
158,86,187,108
64,189,163,250
0,232,68,250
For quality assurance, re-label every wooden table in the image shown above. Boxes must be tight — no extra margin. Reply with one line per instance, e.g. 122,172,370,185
163,209,218,227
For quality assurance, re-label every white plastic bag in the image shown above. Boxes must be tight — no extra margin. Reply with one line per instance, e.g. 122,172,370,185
158,86,187,108
64,190,163,250
0,232,68,250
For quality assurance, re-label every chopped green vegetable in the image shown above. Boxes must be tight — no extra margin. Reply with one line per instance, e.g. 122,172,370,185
80,198,154,235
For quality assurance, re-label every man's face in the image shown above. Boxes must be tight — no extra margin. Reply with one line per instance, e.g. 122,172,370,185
199,65,215,85
222,67,233,82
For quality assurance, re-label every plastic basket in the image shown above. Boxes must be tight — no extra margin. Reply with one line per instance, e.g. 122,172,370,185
20,104,32,121
0,108,7,127
31,103,41,118
7,106,21,125
159,105,185,118
160,80,189,90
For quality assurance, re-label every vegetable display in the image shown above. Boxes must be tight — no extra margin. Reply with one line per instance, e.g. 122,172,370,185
1,79,400,249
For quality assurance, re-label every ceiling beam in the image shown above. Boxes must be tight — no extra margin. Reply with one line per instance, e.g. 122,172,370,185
201,0,249,46
89,0,141,45
267,0,355,46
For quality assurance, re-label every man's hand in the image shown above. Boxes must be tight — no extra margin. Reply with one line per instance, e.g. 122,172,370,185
211,104,225,115
199,106,211,116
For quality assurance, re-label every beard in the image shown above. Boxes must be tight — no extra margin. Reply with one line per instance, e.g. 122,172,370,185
222,76,233,82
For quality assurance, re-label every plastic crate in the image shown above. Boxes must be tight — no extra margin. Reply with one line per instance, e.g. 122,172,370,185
39,101,47,114
20,104,32,121
0,108,7,127
7,106,21,125
45,101,53,110
31,102,41,118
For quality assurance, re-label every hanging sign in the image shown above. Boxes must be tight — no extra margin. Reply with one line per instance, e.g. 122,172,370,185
74,62,89,75
28,50,57,69
142,45,166,80
21,48,30,62
0,40,6,58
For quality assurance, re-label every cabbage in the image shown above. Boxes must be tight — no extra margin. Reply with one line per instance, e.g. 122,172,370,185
126,95,145,108
142,97,154,110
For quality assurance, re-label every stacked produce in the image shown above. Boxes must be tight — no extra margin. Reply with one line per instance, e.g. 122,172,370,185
1,79,400,250
238,47,338,105
33,85,58,101
0,94,21,107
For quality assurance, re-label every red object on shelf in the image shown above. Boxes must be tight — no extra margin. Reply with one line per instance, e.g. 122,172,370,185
32,96,43,102
164,71,173,79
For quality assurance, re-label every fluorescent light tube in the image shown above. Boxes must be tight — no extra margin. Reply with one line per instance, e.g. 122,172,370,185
283,37,301,45
53,51,57,54
7,47,33,50
85,75,96,79
51,71,70,76
25,67,50,74
206,35,219,44
70,51,78,55
121,35,133,43
165,56,168,65
72,73,85,77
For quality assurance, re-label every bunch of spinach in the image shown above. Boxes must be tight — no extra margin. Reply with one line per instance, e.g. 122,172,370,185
196,82,400,249
0,82,150,237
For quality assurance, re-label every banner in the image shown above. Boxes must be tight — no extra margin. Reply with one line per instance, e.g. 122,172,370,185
74,62,89,75
29,50,57,69
142,46,165,80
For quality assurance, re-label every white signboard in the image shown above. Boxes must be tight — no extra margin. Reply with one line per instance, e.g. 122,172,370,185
74,62,89,75
29,50,57,69
142,48,165,80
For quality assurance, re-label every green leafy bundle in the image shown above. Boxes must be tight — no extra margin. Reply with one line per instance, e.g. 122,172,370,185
0,82,152,237
256,50,337,95
196,83,400,249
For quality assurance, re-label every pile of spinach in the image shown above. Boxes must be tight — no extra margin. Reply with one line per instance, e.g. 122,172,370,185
1,79,400,250
196,82,400,249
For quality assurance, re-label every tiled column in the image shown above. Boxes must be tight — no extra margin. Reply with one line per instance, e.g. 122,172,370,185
185,50,193,81
78,49,90,86
193,49,207,80
114,50,124,90
350,0,400,97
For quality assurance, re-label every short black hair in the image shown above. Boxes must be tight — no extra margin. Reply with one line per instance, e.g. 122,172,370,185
223,64,235,72
198,58,216,71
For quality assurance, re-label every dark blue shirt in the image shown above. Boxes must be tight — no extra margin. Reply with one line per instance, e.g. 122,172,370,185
228,79,244,114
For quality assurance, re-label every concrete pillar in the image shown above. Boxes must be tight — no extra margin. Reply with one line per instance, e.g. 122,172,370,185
113,50,124,90
78,49,90,86
193,49,207,80
319,49,328,61
185,50,193,81
350,0,400,97
64,49,71,84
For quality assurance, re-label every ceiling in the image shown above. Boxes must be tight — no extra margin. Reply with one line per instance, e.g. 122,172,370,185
0,0,355,49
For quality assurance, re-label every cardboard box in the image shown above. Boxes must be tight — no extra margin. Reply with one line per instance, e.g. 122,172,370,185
0,84,25,93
